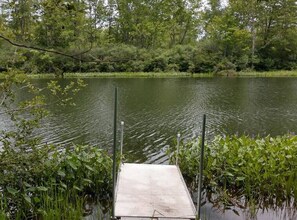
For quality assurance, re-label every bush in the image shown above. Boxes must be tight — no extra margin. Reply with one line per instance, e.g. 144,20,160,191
144,56,167,72
0,144,112,219
0,71,112,219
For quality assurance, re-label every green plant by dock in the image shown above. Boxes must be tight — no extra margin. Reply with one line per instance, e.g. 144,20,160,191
169,134,297,214
0,144,112,220
0,71,112,219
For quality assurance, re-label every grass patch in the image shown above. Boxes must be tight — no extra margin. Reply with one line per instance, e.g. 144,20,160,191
222,70,297,77
2,70,297,79
0,73,56,79
169,134,297,211
0,72,213,79
65,72,191,78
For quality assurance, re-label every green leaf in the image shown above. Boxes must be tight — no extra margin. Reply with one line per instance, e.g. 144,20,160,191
58,170,66,177
34,197,41,203
225,172,234,177
23,195,32,204
85,164,94,171
83,178,93,184
7,187,18,196
73,186,82,191
23,182,32,187
68,161,78,170
37,186,48,192
236,176,245,181
60,182,67,189
27,187,36,192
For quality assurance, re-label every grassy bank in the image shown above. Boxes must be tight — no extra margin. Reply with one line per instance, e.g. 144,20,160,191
0,73,57,79
2,70,297,79
53,70,297,78
0,72,213,79
219,70,297,77
65,72,196,78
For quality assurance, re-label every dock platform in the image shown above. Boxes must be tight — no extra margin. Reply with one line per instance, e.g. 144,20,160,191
115,163,196,220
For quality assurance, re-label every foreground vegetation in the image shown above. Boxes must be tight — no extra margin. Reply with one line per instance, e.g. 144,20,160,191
0,145,112,219
0,71,113,219
169,135,297,215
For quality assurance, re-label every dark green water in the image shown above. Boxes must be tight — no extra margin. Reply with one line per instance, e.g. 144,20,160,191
2,77,297,219
2,77,297,161
16,77,297,164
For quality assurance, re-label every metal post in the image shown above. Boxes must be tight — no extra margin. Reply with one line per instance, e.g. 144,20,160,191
120,121,124,162
112,88,118,220
176,133,181,166
197,114,206,220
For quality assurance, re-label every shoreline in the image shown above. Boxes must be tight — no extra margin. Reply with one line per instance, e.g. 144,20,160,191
1,70,297,79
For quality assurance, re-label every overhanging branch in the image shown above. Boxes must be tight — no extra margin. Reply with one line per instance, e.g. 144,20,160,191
0,34,90,61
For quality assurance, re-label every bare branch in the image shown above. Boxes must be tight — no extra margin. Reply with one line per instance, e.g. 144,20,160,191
0,34,91,61
0,94,7,106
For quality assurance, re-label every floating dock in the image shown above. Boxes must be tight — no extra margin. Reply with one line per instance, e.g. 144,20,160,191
115,163,196,220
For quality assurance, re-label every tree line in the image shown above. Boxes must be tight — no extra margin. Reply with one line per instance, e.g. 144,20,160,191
0,0,296,74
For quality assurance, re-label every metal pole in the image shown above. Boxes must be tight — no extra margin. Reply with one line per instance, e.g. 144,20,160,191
112,88,118,220
176,133,181,166
197,114,206,220
120,121,124,162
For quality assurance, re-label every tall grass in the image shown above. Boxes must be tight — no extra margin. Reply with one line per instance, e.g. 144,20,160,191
38,189,84,220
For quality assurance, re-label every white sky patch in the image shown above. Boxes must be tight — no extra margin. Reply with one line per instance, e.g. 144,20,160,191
201,0,229,10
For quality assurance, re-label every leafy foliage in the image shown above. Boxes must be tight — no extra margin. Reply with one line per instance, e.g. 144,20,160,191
1,0,296,73
169,135,297,211
0,70,112,219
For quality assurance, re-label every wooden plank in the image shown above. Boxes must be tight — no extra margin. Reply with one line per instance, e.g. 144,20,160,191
115,163,196,219
121,218,192,220
121,218,193,220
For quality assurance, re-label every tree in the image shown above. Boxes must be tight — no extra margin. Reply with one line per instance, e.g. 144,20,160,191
112,0,200,48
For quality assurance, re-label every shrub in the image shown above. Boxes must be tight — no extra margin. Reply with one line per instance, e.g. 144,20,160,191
0,71,112,219
0,144,112,219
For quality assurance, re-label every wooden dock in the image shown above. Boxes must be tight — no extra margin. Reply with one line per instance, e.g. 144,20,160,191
115,163,196,220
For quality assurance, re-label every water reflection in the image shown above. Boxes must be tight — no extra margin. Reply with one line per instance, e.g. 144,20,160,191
1,77,297,162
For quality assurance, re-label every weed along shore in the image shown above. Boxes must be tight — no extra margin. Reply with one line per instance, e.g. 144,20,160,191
0,145,113,219
168,134,297,219
2,70,297,80
1,134,296,219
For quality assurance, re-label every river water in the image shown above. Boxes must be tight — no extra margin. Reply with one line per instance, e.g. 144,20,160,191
1,77,297,219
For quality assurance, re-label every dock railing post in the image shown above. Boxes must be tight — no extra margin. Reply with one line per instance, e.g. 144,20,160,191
120,121,124,163
112,88,118,220
197,114,206,220
176,133,181,166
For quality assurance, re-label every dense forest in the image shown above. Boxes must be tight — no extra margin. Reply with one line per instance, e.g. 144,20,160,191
0,0,297,74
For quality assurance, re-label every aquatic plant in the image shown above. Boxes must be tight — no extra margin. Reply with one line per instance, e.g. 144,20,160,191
0,144,112,219
169,135,297,211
